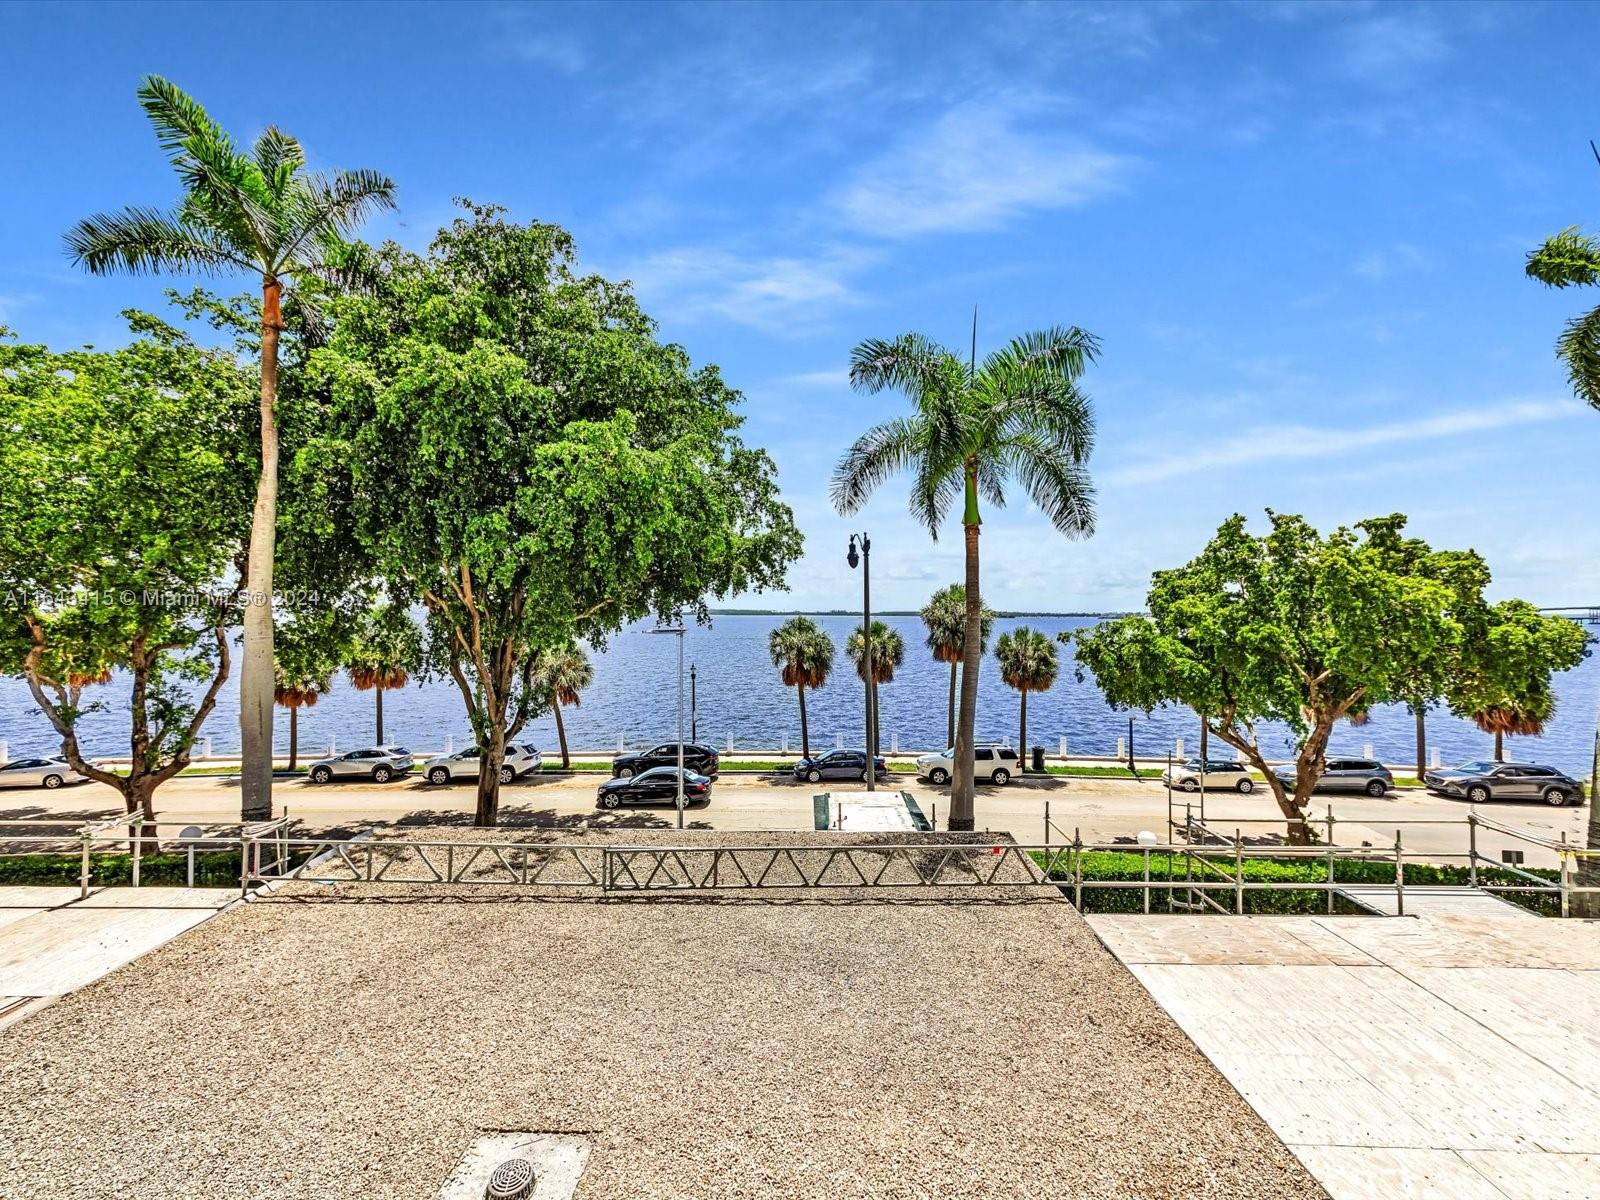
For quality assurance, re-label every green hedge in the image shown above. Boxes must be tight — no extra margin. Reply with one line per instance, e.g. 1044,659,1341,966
0,848,312,889
1030,849,1561,916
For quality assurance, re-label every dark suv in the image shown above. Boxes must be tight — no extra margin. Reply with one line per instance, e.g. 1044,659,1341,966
612,742,720,779
1424,761,1585,807
1272,758,1393,797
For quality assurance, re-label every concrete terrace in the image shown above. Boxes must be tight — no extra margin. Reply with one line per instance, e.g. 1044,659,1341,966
0,830,1325,1200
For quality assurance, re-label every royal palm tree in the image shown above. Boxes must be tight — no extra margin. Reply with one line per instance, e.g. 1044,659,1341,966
273,667,330,772
995,627,1058,774
65,77,395,821
846,621,905,752
535,644,594,770
832,324,1098,828
769,617,834,758
346,606,421,745
920,584,995,749
1527,221,1600,408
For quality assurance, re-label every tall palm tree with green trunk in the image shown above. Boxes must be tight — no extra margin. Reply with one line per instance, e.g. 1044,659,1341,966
534,645,594,770
995,627,1058,774
832,325,1098,829
65,77,395,820
1527,223,1600,408
846,621,905,753
769,617,834,759
920,584,995,749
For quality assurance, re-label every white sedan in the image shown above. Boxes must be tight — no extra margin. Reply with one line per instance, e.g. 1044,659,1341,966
0,756,87,789
1161,758,1256,793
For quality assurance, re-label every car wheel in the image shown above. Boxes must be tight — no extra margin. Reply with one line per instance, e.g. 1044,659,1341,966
1236,778,1254,794
806,768,822,784
1366,779,1387,797
42,773,63,789
992,768,1011,786
1180,778,1198,792
600,793,621,809
310,766,333,784
1467,784,1491,804
858,769,869,782
427,767,450,786
1544,787,1572,807
372,765,393,783
616,766,634,779
930,768,949,785
498,766,514,785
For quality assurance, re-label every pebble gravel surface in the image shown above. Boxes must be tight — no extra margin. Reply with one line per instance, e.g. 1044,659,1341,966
0,830,1327,1199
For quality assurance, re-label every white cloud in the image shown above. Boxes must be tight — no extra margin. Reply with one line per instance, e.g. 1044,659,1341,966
1106,399,1582,486
617,245,877,334
830,98,1133,238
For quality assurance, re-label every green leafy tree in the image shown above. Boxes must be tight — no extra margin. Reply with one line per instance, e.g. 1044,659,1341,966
768,616,834,759
1447,600,1588,761
920,584,995,748
308,204,801,825
846,621,905,752
995,627,1058,772
0,316,254,823
65,76,395,821
832,325,1097,828
1526,224,1600,407
347,604,422,745
534,644,594,770
1071,512,1469,843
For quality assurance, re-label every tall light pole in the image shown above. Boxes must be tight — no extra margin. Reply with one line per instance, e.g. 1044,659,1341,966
848,533,876,793
689,663,697,744
649,623,687,828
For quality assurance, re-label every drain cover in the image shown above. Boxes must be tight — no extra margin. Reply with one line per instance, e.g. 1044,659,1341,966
485,1158,535,1199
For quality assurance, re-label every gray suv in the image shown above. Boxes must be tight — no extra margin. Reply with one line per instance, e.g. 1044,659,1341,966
306,745,414,784
1272,758,1392,797
1424,761,1585,807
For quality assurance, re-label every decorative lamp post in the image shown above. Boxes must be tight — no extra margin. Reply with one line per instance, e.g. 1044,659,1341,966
848,533,876,793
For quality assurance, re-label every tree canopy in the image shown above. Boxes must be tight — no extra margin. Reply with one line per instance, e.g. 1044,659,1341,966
307,203,801,823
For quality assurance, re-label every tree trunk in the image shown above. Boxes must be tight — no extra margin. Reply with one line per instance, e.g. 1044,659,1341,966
375,686,385,745
240,281,283,821
871,678,881,752
946,661,957,749
950,470,982,832
1577,726,1600,918
1018,688,1028,775
1414,708,1426,781
1494,729,1504,762
287,706,298,771
797,683,810,759
474,726,506,827
553,701,571,769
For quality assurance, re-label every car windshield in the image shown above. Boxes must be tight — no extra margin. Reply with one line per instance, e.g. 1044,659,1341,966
1456,761,1497,773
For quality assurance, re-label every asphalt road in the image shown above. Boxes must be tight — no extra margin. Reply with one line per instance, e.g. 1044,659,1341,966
2,769,1586,869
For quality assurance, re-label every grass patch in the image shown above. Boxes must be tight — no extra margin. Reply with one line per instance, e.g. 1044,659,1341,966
1044,765,1164,778
1030,848,1561,916
0,848,315,889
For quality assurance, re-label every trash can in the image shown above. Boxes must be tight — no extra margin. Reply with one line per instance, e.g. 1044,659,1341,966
1031,745,1047,773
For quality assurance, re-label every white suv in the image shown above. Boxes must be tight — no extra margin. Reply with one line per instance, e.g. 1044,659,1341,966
424,743,542,786
915,745,1020,786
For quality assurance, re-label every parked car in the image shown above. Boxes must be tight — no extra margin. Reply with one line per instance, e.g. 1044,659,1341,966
915,745,1020,786
306,745,414,784
0,756,86,790
1424,761,1585,807
791,749,888,784
597,766,712,809
423,743,542,786
612,742,719,779
1271,758,1393,797
1162,758,1255,794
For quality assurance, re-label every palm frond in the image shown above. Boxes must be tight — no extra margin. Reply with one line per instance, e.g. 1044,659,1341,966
982,325,1101,380
982,367,1096,464
276,170,397,269
1006,432,1097,539
849,333,957,398
1556,303,1600,410
252,126,307,197
830,416,923,516
909,443,963,538
1526,227,1600,289
64,206,255,277
137,76,234,166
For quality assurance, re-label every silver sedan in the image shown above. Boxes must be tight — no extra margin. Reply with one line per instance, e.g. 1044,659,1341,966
0,756,87,789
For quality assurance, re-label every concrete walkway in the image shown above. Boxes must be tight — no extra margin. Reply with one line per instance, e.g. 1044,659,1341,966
1089,912,1600,1199
0,886,233,1028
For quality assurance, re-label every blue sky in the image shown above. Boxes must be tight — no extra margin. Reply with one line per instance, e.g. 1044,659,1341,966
3,0,1599,611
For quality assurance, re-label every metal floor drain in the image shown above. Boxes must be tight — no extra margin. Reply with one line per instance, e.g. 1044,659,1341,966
437,1133,591,1200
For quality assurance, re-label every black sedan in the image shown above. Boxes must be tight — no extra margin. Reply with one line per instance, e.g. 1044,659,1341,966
597,767,712,809
611,742,720,779
791,750,888,784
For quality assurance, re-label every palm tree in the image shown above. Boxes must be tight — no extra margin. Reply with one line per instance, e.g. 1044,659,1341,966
846,621,905,752
769,617,834,759
65,77,395,821
920,584,995,749
273,667,330,771
1527,222,1600,408
832,324,1098,829
995,627,1059,773
535,644,594,770
1471,700,1552,763
346,606,420,746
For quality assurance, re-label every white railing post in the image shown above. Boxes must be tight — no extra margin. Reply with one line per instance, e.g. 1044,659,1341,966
1059,736,1067,759
781,731,788,754
1116,736,1126,760
202,737,212,760
727,734,734,754
1430,747,1441,769
1363,743,1374,760
618,733,625,754
1175,737,1184,760
891,731,899,754
836,733,843,750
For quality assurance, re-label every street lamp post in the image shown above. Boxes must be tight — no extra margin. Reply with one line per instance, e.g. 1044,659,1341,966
689,663,697,744
848,533,876,793
649,623,688,828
